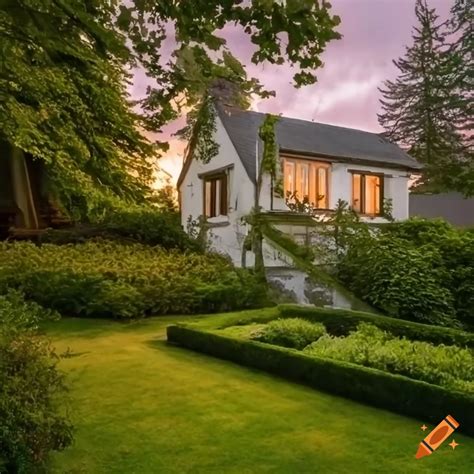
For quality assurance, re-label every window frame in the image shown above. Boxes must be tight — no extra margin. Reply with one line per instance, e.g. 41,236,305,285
202,172,228,218
283,156,330,209
350,171,384,216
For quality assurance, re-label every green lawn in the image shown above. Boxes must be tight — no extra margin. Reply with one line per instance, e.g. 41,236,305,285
46,311,474,474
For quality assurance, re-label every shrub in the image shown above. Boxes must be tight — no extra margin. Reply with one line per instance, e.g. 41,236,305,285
0,241,267,318
0,292,73,473
98,208,201,251
41,208,199,252
277,305,474,348
303,323,474,393
167,324,474,436
383,219,474,328
384,217,456,246
251,318,327,349
338,235,458,327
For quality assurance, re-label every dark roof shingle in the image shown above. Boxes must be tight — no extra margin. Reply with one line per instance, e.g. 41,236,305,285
216,104,422,182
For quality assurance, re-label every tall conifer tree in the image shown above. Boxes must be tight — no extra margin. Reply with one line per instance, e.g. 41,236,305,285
443,0,474,194
378,0,466,193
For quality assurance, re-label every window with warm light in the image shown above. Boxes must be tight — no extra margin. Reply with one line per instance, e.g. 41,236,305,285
351,172,383,215
283,158,330,208
203,174,227,218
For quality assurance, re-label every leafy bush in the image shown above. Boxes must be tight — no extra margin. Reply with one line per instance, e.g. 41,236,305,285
383,219,474,328
251,318,326,349
98,208,201,251
278,305,474,348
303,323,474,393
41,208,200,252
0,241,267,318
385,217,455,245
338,234,458,327
167,324,474,436
0,292,73,473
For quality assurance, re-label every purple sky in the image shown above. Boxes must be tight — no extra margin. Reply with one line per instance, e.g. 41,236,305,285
138,0,453,183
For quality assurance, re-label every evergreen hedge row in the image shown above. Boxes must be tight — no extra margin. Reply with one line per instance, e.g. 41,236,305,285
167,324,474,436
278,305,474,348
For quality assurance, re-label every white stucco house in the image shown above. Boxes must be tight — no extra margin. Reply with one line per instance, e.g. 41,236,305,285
178,102,422,270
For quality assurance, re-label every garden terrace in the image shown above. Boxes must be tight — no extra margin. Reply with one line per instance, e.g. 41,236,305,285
167,306,474,436
46,313,474,472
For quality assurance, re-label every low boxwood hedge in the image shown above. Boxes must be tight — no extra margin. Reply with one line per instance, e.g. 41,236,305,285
167,324,474,436
278,305,474,348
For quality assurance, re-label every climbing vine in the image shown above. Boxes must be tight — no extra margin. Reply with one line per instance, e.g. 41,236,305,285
258,114,283,198
194,98,219,164
180,96,220,165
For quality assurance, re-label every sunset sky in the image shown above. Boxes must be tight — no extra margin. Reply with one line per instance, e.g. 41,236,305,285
131,0,454,184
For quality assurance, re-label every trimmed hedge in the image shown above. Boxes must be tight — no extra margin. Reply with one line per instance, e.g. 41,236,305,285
167,324,474,436
278,305,474,348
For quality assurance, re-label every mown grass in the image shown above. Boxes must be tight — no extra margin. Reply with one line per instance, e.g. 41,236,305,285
45,311,474,474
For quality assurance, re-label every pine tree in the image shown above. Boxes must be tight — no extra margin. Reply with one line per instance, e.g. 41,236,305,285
442,0,474,195
378,0,466,193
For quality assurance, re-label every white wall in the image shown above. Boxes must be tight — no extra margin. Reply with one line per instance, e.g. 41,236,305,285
180,118,411,268
179,115,255,265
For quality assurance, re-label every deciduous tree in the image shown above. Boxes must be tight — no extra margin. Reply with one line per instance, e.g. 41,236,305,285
0,1,341,217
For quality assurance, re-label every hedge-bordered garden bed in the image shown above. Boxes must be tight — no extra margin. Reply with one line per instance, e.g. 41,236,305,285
278,305,474,348
167,311,474,436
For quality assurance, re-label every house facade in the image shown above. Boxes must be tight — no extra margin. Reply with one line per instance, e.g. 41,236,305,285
178,103,422,267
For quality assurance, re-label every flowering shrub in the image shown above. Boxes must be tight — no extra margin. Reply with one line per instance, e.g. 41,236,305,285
303,323,474,393
0,241,267,318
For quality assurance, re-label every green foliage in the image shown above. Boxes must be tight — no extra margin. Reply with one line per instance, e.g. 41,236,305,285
1,1,341,218
0,292,73,473
320,212,471,328
383,218,474,328
338,234,458,326
251,318,326,349
261,222,316,262
258,114,283,197
167,323,474,436
40,208,200,251
303,323,474,393
278,305,474,348
0,241,267,318
0,1,156,219
317,199,369,260
97,208,199,251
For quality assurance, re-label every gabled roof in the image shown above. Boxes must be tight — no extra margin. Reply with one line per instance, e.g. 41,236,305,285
216,104,422,183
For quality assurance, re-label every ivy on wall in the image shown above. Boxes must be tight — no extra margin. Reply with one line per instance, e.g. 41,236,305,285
258,114,283,198
194,97,220,164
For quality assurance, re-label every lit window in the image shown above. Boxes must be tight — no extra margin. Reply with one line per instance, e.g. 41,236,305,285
203,174,227,217
284,161,295,195
351,173,383,215
283,158,329,209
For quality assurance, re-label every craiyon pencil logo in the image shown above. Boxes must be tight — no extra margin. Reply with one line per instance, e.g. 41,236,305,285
416,415,460,459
